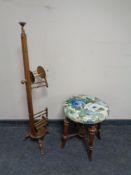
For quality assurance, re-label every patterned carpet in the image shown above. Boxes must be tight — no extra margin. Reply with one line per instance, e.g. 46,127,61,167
0,123,130,175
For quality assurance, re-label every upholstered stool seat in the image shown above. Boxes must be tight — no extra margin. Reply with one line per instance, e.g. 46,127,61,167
61,95,109,160
64,95,109,124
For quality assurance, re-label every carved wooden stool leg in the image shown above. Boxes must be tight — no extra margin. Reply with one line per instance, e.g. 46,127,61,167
38,138,44,155
61,117,70,148
95,123,101,140
87,125,96,161
77,124,88,150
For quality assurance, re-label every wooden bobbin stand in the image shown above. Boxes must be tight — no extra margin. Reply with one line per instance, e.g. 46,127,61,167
19,22,48,154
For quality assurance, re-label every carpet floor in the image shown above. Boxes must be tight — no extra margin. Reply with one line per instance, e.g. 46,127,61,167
0,124,130,175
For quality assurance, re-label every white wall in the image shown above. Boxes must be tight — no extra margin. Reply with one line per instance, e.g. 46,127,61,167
0,0,131,120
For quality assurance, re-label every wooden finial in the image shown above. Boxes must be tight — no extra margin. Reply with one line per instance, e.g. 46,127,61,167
19,22,26,27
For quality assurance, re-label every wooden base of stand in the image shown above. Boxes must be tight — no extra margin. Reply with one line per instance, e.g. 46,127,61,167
24,128,48,155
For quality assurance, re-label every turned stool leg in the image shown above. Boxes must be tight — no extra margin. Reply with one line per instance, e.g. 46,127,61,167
88,125,96,161
95,123,101,140
61,117,70,148
77,124,86,138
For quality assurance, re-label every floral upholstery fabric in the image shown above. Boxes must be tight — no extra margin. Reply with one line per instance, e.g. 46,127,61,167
64,95,109,124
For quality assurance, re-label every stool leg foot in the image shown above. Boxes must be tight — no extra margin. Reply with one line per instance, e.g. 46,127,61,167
61,118,70,148
88,125,96,161
95,123,101,140
61,136,68,148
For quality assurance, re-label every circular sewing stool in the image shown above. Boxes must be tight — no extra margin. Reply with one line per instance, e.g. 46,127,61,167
61,95,109,160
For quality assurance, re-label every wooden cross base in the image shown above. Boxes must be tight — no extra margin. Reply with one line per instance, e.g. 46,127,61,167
24,127,48,155
61,118,101,161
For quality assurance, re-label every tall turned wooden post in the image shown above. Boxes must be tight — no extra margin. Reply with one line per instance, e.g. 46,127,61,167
95,123,101,140
19,22,36,136
61,118,70,148
88,125,96,161
19,22,48,155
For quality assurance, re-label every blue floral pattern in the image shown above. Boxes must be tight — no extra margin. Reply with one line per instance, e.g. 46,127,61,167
64,95,109,124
